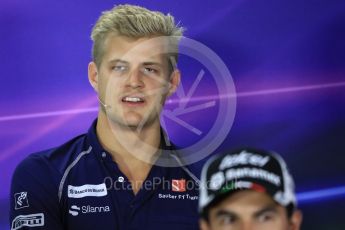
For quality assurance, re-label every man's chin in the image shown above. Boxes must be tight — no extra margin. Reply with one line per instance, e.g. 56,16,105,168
124,122,143,130
114,118,149,130
105,113,158,130
124,119,151,129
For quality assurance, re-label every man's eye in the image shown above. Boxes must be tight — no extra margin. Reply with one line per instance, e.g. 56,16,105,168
112,65,127,72
143,67,157,74
218,215,236,225
257,213,275,222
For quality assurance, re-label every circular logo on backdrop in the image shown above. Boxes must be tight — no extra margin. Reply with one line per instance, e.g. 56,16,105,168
103,36,236,167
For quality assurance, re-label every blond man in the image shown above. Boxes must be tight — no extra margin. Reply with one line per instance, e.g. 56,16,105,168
10,5,199,230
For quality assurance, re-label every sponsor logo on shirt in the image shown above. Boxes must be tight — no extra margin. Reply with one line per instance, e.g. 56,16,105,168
68,183,107,198
11,213,44,230
158,193,198,201
172,179,186,192
69,205,111,216
14,192,29,210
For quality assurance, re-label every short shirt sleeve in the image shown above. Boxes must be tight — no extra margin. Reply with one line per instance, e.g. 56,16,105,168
10,154,64,230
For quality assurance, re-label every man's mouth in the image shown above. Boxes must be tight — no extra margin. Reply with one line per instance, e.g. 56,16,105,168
121,96,145,105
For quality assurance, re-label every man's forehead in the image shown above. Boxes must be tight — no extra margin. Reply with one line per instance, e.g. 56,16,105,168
103,37,169,64
214,190,281,213
105,35,170,54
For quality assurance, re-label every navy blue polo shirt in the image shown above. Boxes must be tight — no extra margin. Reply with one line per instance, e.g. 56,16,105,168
10,120,200,230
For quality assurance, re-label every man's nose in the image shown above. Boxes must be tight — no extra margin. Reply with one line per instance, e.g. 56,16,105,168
126,68,144,89
241,222,255,230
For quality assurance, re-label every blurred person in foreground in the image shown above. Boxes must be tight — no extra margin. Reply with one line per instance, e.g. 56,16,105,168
199,148,302,230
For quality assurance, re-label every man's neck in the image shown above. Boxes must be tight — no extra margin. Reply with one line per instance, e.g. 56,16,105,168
95,112,161,194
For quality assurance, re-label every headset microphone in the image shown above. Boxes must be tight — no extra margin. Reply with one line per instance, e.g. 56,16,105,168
97,97,111,109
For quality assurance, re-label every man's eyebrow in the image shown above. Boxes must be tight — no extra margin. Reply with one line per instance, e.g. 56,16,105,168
108,59,129,64
253,204,279,217
215,209,238,219
142,61,163,67
107,59,163,67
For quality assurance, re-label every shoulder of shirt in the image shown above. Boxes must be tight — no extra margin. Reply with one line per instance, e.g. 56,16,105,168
13,133,90,181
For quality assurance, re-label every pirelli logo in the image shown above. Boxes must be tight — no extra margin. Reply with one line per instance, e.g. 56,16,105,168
11,213,44,230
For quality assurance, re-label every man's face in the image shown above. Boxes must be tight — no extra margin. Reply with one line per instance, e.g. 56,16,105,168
89,35,180,129
200,190,302,230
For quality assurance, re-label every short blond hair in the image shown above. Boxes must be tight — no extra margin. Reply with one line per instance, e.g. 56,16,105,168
91,4,185,68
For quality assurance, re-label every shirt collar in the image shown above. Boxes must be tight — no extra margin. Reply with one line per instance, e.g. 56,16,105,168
86,118,178,165
86,119,106,159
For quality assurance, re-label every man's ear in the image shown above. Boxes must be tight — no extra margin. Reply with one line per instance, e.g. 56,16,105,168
290,209,303,230
167,69,181,97
88,62,99,93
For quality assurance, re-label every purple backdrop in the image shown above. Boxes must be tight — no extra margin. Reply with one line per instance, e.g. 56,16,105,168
1,0,345,229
